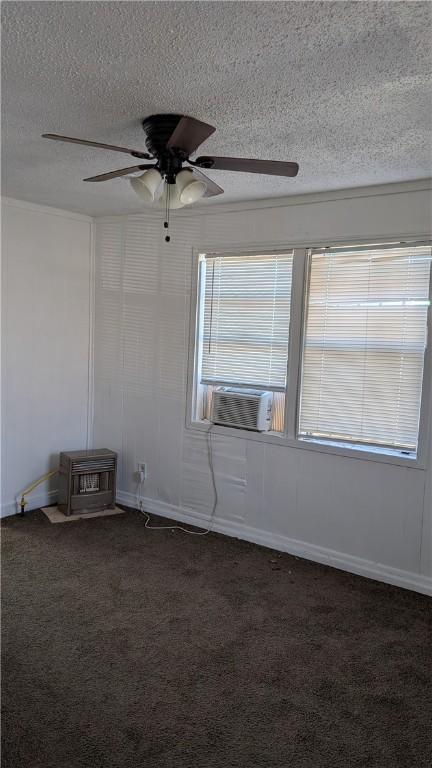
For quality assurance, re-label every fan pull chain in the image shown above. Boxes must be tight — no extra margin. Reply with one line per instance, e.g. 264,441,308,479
164,183,170,242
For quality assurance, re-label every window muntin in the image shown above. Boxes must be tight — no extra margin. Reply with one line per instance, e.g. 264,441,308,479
298,244,432,453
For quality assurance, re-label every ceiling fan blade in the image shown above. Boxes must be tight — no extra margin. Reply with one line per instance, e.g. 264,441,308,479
190,167,224,197
83,164,154,182
194,156,299,178
166,116,216,156
42,134,151,159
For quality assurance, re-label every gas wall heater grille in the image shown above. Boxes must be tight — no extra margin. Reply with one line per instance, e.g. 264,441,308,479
211,388,272,432
58,449,117,515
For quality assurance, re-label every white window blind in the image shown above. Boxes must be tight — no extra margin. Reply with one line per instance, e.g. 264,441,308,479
200,251,293,390
299,243,432,452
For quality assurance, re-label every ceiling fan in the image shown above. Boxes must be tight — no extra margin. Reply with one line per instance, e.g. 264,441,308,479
42,114,299,241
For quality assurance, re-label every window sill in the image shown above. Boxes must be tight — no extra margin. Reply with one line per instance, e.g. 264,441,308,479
187,419,425,469
298,436,418,464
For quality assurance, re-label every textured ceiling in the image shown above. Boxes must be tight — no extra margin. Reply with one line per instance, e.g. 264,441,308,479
2,1,431,216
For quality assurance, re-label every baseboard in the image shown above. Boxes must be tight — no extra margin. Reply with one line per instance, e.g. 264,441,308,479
117,490,432,597
1,489,58,518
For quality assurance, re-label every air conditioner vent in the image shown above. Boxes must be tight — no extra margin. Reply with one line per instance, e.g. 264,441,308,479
211,388,272,432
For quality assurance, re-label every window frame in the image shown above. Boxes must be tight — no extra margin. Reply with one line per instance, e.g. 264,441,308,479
186,237,432,470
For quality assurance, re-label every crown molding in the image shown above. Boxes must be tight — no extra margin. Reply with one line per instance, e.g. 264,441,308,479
94,178,432,222
1,196,93,223
4,179,431,224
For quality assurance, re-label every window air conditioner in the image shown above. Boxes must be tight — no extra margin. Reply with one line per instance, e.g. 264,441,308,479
210,387,272,432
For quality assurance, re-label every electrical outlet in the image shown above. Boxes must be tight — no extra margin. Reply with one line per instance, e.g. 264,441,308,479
137,462,147,479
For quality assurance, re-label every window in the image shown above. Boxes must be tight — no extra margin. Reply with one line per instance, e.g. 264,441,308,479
298,243,432,454
190,241,431,461
195,250,294,432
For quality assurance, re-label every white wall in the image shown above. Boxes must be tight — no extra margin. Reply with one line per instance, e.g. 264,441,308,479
96,181,430,595
1,199,93,515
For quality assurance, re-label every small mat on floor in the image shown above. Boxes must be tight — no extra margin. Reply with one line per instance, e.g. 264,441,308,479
41,505,125,523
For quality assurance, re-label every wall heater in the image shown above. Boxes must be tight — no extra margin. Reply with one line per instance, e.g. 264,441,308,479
58,449,117,515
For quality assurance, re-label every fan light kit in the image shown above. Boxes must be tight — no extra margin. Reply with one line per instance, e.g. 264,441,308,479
42,114,299,241
130,168,206,209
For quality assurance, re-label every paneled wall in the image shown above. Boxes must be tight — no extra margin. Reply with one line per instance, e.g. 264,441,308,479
93,182,432,594
1,199,93,515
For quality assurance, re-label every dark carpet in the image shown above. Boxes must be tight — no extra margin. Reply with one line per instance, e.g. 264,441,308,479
2,508,432,768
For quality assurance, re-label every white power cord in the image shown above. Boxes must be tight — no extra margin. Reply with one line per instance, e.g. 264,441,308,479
136,425,218,536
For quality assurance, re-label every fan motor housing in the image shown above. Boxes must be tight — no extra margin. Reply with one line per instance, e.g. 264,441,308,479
142,114,183,157
142,114,188,182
